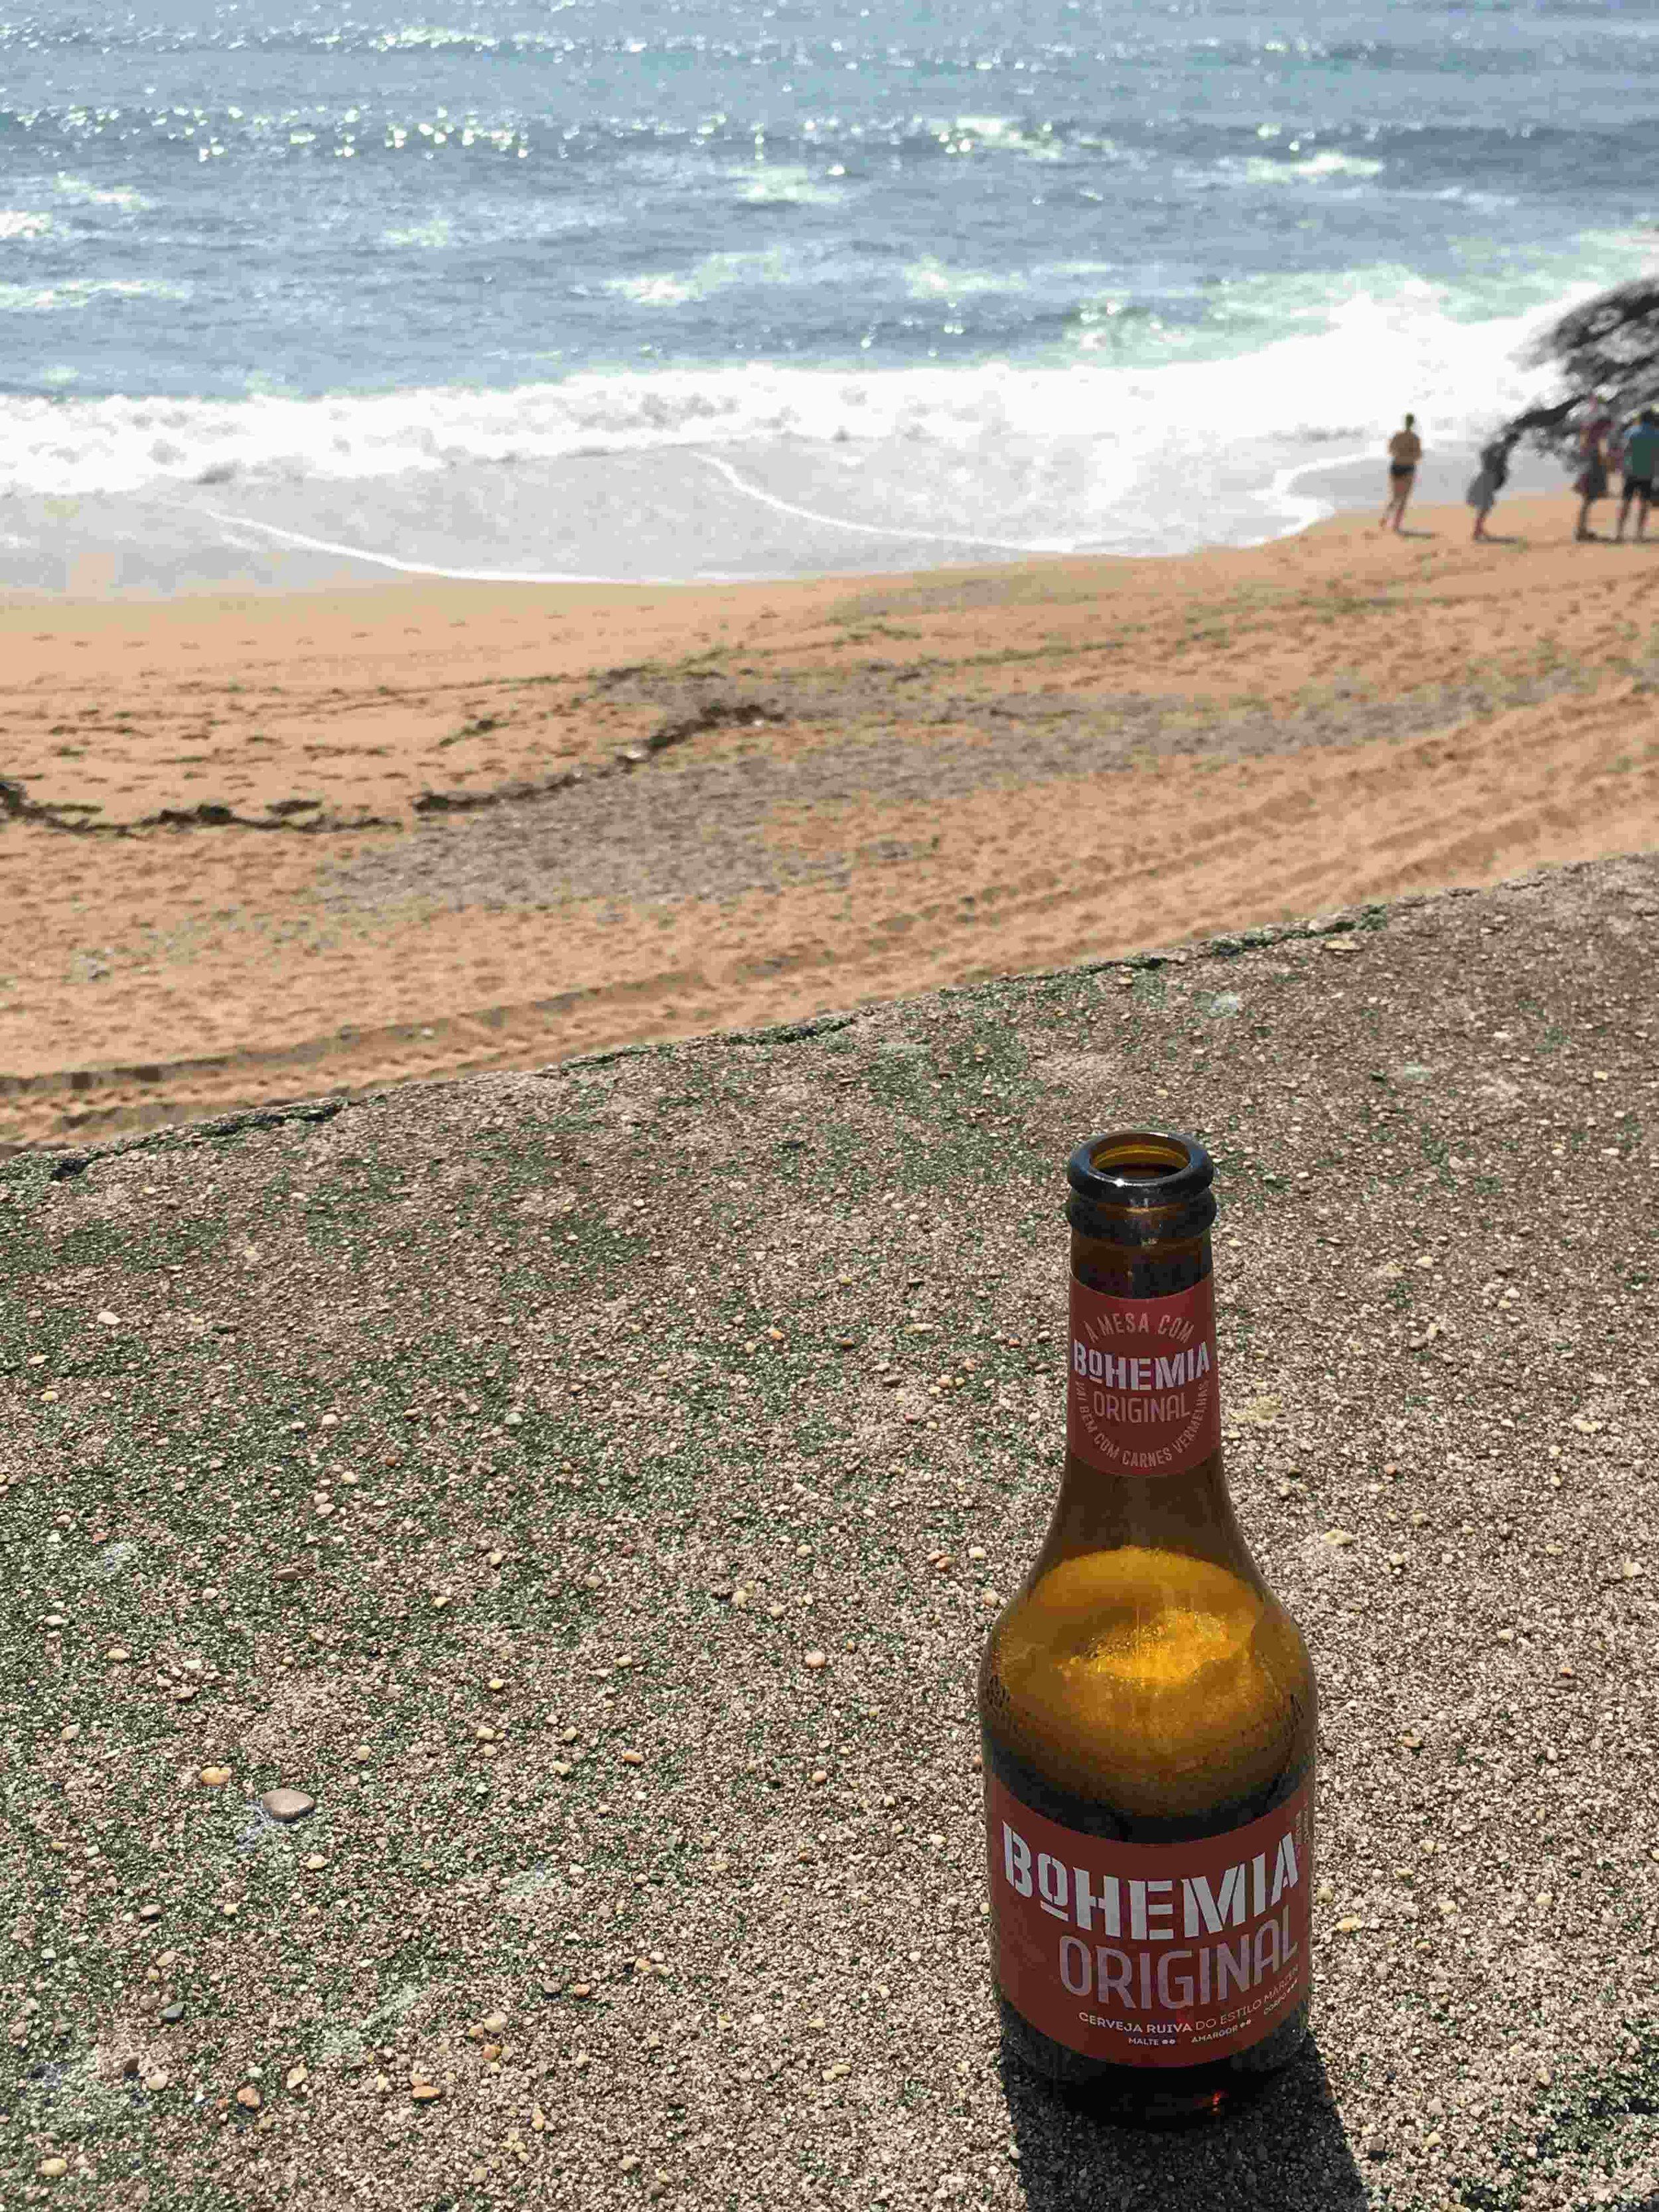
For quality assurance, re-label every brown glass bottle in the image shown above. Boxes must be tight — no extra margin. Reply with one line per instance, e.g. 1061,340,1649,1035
978,1130,1317,2126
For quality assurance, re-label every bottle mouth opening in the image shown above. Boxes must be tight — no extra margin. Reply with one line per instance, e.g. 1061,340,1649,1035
1067,1130,1214,1209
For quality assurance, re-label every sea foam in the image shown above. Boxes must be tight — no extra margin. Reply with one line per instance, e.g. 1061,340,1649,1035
0,273,1585,515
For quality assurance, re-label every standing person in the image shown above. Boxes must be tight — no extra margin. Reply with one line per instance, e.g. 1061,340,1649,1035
1605,412,1628,482
1465,433,1514,542
1617,407,1659,542
1574,402,1613,541
1380,412,1423,533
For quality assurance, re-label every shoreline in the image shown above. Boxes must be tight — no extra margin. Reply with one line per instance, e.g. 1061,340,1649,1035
5,487,1656,1149
0,434,1575,602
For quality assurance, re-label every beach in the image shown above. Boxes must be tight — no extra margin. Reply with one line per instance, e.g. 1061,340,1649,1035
11,0,1659,1165
5,488,1658,1149
12,7,1659,2196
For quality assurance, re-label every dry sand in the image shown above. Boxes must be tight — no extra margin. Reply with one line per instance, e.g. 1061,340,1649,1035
5,850,1658,2209
4,490,1659,1149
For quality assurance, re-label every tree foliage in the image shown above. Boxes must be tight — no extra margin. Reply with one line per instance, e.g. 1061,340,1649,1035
1508,279,1659,457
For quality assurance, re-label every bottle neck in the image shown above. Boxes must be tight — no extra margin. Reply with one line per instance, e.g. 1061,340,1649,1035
1050,1222,1260,1583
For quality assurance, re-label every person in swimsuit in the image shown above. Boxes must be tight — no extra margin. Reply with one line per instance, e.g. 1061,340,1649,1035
1575,404,1613,542
1380,413,1422,533
1617,409,1659,542
1466,433,1515,542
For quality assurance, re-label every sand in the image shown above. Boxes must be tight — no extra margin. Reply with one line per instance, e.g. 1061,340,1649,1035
5,490,1658,1148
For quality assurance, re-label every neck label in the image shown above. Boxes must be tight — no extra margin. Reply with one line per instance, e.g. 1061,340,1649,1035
1068,1274,1221,1479
987,1769,1314,2067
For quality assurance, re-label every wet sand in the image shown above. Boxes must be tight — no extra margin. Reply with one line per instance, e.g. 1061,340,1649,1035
5,489,1658,1147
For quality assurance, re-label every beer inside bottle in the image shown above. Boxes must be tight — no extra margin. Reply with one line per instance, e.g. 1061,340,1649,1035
979,1130,1317,2124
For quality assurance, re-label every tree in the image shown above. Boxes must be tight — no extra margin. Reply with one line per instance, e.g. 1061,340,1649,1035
1508,279,1659,459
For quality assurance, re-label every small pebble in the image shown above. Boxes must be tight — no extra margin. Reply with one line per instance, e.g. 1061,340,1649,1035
259,1788,315,1822
198,1766,232,1789
160,2002,185,2024
137,1903,161,1923
38,2156,68,2177
286,2063,309,2090
804,1651,828,1670
411,2082,444,2103
106,1647,132,1663
145,2070,170,2093
236,2085,261,2110
303,1853,328,1871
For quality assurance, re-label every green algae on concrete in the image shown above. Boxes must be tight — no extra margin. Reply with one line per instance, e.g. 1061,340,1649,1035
3,855,1659,2210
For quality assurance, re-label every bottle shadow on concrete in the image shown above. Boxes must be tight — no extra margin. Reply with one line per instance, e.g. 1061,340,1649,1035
1001,2035,1368,2209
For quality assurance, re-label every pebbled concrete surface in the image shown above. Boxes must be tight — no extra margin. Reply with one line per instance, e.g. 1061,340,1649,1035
3,851,1658,2211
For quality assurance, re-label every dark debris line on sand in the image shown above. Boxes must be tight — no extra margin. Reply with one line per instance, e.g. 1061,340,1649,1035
2,855,1658,2211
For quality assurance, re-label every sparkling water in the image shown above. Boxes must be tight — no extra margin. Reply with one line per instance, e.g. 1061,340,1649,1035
2,0,1654,585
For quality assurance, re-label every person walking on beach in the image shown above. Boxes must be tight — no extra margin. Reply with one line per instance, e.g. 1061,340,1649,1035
1574,401,1613,541
1466,433,1515,542
1617,407,1659,542
1380,412,1422,533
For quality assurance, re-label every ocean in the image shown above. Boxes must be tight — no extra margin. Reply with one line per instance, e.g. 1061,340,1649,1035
2,0,1656,589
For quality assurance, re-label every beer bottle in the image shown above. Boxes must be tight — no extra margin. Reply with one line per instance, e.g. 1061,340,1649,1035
979,1130,1317,2124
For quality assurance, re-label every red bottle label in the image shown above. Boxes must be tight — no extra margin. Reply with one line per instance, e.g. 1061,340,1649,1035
986,1771,1314,2067
1067,1273,1221,1479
